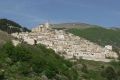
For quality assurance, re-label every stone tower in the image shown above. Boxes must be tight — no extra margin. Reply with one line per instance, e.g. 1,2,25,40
45,22,49,28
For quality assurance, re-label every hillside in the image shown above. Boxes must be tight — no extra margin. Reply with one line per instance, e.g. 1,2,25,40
51,22,97,30
0,41,78,80
0,30,12,46
0,19,30,33
68,27,120,46
0,21,120,80
0,41,120,80
67,27,120,57
0,28,120,80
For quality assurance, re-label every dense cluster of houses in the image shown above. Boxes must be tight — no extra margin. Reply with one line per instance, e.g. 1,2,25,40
11,23,118,61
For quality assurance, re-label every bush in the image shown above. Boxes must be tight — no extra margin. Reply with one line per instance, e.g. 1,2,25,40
12,45,32,62
3,41,15,56
101,66,117,80
81,63,88,73
0,42,78,80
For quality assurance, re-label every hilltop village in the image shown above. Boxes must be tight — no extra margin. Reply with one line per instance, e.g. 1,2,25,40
11,23,118,62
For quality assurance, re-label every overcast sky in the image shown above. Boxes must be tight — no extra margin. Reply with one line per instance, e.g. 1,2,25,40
0,0,120,28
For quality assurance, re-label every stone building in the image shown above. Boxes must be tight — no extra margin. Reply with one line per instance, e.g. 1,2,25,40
11,23,118,62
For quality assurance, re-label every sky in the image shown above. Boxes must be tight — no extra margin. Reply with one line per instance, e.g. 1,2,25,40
0,0,120,28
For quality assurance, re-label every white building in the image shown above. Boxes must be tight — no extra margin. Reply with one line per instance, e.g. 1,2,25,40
11,24,118,62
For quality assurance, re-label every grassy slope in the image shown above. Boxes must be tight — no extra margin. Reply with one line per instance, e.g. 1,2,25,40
67,27,120,79
0,30,12,46
0,42,78,80
51,23,97,30
67,27,120,53
75,59,120,80
2,41,119,80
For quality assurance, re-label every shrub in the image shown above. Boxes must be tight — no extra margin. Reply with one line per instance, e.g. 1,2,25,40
101,66,117,80
81,63,88,73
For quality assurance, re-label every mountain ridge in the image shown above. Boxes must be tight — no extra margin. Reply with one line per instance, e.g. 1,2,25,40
0,18,30,33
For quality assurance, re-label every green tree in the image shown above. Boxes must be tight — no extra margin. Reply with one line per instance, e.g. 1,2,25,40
3,41,15,56
11,45,32,62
